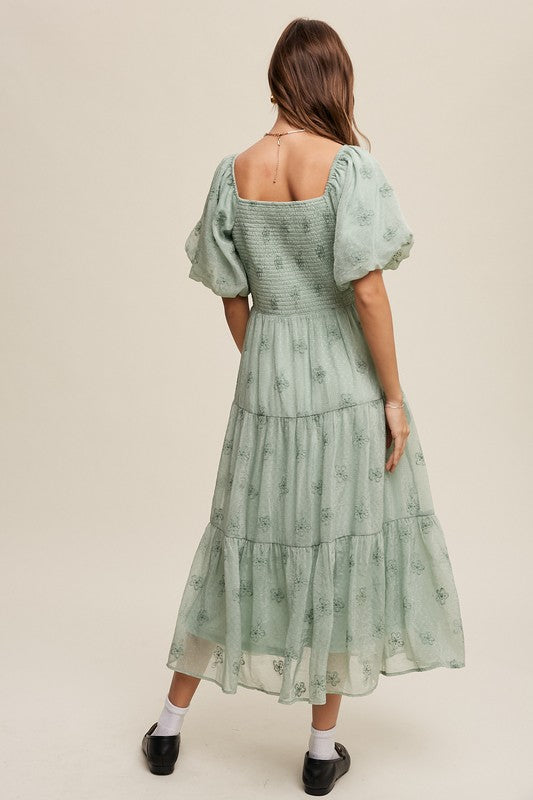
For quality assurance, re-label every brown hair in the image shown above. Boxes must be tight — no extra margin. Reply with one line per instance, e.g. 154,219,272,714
267,18,370,150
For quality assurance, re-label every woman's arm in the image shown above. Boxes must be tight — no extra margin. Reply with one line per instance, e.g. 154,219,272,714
352,269,410,473
221,296,250,353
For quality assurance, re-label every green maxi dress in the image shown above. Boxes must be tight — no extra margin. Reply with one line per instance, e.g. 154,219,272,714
166,143,466,705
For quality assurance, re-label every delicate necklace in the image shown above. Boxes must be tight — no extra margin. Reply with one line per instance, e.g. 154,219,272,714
263,128,307,183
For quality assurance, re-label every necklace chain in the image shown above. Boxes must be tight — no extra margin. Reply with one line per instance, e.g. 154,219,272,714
263,128,307,184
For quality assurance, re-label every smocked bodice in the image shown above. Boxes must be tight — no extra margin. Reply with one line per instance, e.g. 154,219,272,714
232,199,355,314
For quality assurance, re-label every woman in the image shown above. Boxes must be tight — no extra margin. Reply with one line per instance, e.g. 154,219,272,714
141,17,465,796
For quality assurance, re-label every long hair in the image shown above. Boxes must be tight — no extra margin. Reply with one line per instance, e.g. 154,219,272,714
267,18,370,149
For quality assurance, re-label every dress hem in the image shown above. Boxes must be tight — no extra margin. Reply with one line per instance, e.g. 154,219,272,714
165,659,466,705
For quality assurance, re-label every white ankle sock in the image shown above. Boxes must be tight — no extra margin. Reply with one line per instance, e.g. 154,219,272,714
308,724,341,760
152,695,190,736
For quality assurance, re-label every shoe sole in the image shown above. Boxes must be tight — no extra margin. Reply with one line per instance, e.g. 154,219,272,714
147,763,175,775
303,771,348,796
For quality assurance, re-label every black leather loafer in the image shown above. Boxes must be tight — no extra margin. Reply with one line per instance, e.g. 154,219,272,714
141,722,181,775
302,742,351,795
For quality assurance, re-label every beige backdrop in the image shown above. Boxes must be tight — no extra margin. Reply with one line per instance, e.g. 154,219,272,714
2,1,532,798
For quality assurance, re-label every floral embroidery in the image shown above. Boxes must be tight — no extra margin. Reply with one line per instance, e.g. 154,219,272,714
294,681,307,697
213,645,224,664
326,670,341,686
270,587,286,603
169,642,184,659
353,428,370,446
237,445,251,462
355,587,367,605
415,449,426,465
196,609,209,626
386,558,399,575
398,520,412,540
354,358,368,373
315,243,326,260
402,595,412,610
335,464,348,482
311,674,326,692
388,631,404,651
421,516,434,533
231,656,245,675
411,558,425,574
295,249,306,269
340,392,355,407
453,618,463,634
259,334,271,352
372,544,384,565
279,475,289,495
250,621,266,642
407,491,421,515
295,517,311,538
257,515,271,531
355,204,375,226
232,579,253,601
188,574,205,590
420,631,436,646
272,658,284,675
354,500,370,521
362,661,372,681
227,515,241,534
383,224,399,242
280,219,290,238
285,647,299,661
291,564,306,593
326,324,342,343
274,373,289,393
293,338,308,354
295,439,307,461
435,587,449,605
379,182,393,196
333,597,345,612
320,507,333,523
263,440,274,457
252,547,269,567
369,466,383,482
312,365,326,383
311,480,323,496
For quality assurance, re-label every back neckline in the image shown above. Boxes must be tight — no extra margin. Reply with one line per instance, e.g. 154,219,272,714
230,144,350,206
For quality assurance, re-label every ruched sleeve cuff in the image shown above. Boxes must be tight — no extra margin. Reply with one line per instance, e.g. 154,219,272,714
185,156,250,298
332,146,414,292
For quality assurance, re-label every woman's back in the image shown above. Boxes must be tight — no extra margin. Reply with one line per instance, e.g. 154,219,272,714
233,136,345,203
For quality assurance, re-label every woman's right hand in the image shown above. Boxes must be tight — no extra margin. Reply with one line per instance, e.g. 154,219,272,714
384,405,410,473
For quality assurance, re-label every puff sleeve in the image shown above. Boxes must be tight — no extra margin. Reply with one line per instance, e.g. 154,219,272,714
185,156,250,297
332,146,414,292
